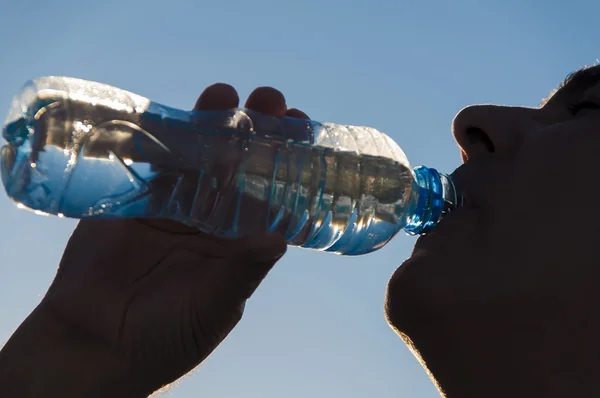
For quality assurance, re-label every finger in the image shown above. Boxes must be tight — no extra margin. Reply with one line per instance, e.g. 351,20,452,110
245,87,287,117
285,108,310,119
194,83,240,111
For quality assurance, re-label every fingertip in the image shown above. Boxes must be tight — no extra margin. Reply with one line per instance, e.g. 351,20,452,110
245,86,287,117
195,83,240,110
285,108,310,120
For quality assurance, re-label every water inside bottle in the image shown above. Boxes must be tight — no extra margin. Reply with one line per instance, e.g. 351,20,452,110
3,89,418,255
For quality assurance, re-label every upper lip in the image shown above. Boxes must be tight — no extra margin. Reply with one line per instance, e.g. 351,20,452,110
449,163,474,208
448,156,494,210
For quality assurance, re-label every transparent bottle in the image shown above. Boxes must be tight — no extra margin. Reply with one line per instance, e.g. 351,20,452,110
1,77,461,255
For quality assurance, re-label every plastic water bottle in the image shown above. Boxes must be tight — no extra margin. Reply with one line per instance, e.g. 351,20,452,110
1,77,461,255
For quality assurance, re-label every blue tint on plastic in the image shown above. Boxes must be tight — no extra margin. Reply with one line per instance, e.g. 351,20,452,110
1,77,461,255
404,166,447,235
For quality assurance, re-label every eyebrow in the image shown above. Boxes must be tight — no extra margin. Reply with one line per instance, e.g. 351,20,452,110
540,65,600,107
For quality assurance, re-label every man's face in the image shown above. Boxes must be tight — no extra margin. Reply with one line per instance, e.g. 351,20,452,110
385,64,600,390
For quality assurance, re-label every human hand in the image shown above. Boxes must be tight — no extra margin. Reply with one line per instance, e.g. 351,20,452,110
0,83,308,397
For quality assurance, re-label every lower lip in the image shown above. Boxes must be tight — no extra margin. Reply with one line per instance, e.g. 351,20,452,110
413,206,479,247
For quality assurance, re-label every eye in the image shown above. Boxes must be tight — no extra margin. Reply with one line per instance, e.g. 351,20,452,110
568,101,600,115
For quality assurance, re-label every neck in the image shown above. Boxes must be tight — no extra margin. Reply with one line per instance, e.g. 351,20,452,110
412,333,600,398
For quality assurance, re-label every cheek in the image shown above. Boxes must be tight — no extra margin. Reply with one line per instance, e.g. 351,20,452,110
387,216,491,317
503,123,600,256
512,124,600,211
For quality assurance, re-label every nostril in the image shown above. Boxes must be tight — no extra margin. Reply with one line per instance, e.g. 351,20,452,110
465,126,495,153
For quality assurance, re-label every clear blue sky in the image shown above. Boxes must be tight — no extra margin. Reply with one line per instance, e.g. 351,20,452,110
0,0,598,396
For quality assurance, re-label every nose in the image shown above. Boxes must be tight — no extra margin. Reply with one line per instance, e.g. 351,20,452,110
452,104,538,161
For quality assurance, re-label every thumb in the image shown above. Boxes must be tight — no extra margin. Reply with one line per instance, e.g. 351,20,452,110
211,232,287,302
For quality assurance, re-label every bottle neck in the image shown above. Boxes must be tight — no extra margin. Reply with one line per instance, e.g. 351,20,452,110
404,166,463,235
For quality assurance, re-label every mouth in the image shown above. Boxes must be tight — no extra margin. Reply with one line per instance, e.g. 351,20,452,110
409,204,480,257
447,157,491,210
449,164,471,207
397,160,493,272
411,160,484,250
427,201,478,231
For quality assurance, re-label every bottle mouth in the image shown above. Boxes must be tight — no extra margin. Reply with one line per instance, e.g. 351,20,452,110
1,119,36,207
1,81,62,208
2,94,33,194
404,165,463,235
